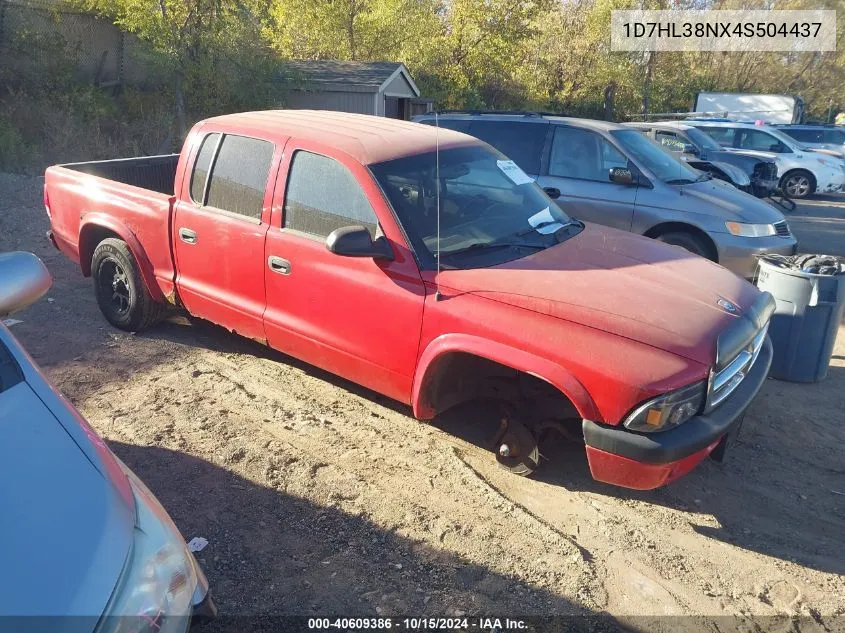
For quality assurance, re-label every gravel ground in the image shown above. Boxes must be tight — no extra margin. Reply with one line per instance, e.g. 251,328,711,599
2,173,844,631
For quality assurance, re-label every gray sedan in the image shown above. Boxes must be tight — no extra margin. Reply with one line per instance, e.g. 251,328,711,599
0,251,216,632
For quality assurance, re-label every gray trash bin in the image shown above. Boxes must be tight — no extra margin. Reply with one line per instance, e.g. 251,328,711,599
756,255,845,382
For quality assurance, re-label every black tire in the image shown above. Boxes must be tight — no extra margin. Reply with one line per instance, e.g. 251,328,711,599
780,169,815,199
655,231,715,261
91,238,165,332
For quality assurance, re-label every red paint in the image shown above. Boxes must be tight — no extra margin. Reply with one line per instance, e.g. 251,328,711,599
585,441,721,490
44,110,767,489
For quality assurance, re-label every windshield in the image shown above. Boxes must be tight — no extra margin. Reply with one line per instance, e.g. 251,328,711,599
610,129,702,184
370,145,580,270
684,126,722,152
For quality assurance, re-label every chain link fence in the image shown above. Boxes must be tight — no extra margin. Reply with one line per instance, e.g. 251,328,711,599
0,0,153,87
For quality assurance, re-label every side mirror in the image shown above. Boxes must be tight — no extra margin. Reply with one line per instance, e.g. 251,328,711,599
326,226,394,261
682,143,699,156
0,252,52,317
608,167,635,186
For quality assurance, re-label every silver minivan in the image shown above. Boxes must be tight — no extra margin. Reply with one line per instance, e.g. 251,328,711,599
414,112,797,279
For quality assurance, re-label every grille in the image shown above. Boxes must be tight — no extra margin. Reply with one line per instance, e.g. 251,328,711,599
753,162,778,180
707,323,768,411
774,221,791,237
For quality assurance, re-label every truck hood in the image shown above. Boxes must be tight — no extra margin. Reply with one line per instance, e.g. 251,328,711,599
439,223,762,365
0,381,132,629
668,178,786,223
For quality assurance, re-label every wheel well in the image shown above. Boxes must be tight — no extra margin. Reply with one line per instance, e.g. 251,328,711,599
421,352,580,420
643,222,718,262
79,226,121,277
780,168,816,188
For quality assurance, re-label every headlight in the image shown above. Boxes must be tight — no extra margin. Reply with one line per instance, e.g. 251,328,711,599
725,222,776,237
97,465,199,633
623,381,705,433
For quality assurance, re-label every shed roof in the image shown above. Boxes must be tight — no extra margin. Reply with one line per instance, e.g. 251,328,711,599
280,60,420,96
203,110,478,165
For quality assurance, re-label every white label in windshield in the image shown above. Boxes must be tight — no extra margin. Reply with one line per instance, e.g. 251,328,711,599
497,160,534,185
528,207,564,234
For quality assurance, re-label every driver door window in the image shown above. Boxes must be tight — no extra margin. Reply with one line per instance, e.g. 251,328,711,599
738,129,789,153
283,151,379,238
549,127,627,181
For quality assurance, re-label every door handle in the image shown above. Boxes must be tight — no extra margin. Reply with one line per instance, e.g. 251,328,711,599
268,256,291,275
179,227,197,244
543,187,561,199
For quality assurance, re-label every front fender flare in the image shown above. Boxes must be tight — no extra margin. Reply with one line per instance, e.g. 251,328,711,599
412,334,599,421
78,213,165,303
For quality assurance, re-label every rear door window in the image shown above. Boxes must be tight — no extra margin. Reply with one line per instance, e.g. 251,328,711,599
549,126,627,181
283,151,378,238
205,135,275,219
467,121,548,175
190,133,221,204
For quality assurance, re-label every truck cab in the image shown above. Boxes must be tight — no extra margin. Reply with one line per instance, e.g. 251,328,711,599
45,110,776,490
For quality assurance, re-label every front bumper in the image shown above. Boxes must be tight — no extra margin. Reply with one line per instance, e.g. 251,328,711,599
582,336,773,490
750,178,778,198
715,233,798,280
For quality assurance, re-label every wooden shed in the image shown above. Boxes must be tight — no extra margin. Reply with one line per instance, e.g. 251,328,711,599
279,60,431,120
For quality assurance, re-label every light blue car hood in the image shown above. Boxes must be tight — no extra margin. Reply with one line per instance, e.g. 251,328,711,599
0,380,133,629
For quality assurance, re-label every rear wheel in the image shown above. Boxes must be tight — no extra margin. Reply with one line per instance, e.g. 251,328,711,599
92,238,165,332
780,170,815,199
655,231,714,261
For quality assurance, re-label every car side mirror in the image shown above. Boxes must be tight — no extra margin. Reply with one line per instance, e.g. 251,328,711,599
682,143,699,156
608,167,636,186
0,252,52,317
326,226,394,261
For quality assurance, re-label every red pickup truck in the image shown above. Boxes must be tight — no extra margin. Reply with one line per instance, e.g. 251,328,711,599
45,110,775,489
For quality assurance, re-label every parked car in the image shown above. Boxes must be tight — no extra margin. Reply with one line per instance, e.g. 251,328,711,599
45,110,777,490
624,121,779,198
415,111,796,277
776,124,845,153
684,120,845,198
0,251,216,628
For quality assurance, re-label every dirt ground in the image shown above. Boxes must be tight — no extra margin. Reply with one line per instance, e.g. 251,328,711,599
2,172,844,631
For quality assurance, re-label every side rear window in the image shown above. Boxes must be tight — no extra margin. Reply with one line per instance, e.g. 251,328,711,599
786,128,822,143
824,129,845,144
283,151,378,238
190,133,220,204
467,121,547,175
205,135,275,219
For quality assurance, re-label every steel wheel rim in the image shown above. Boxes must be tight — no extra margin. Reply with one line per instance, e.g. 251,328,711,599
100,259,131,316
785,175,810,197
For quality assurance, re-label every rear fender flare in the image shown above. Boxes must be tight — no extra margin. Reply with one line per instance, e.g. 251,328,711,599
412,334,599,421
78,214,165,303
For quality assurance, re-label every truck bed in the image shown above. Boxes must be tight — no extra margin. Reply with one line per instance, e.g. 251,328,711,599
59,154,179,196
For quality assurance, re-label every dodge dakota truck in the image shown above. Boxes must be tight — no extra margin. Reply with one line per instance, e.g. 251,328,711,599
45,110,775,490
